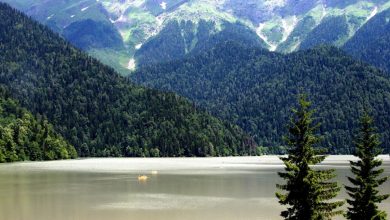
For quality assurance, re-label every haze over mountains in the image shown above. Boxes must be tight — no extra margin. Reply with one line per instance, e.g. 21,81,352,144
2,0,390,73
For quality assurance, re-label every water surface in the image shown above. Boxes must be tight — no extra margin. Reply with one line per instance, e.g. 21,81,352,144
0,156,389,220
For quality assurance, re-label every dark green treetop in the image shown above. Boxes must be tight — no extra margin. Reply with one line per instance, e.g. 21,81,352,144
276,95,344,219
345,112,389,220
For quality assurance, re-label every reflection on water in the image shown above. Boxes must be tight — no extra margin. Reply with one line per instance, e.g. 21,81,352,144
0,156,389,220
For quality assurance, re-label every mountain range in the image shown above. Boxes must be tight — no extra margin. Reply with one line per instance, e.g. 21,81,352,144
2,0,390,74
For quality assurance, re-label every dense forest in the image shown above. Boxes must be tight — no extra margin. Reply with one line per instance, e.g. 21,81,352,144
0,3,256,158
0,87,77,162
133,41,390,154
343,8,390,73
299,15,349,50
134,19,266,66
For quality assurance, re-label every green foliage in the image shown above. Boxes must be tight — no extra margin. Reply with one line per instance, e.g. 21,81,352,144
0,3,254,158
133,41,390,154
343,8,390,72
0,87,76,162
345,112,389,220
300,15,349,49
276,95,344,219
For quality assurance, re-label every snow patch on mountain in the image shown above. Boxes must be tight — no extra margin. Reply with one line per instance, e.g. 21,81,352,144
321,4,327,20
256,23,277,51
160,2,167,10
127,58,136,70
135,43,143,50
47,14,54,20
81,6,90,12
281,16,298,43
366,6,378,22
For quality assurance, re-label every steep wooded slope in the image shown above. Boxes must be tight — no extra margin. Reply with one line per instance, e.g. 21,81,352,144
0,3,255,157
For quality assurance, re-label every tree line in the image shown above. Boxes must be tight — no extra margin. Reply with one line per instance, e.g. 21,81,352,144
276,95,389,219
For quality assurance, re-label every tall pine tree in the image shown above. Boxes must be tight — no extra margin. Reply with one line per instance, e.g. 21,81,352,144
345,112,389,220
276,95,344,219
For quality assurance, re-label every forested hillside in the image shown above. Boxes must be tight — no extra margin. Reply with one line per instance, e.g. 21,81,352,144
134,20,265,66
0,87,77,162
133,42,390,154
0,3,255,158
343,8,390,73
299,16,349,50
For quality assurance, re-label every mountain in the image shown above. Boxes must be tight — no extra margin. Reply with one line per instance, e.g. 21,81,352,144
0,87,77,162
343,8,390,73
132,42,390,154
1,0,389,74
298,15,349,50
0,3,255,158
134,20,266,66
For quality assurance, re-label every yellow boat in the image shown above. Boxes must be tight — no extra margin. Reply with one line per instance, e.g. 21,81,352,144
138,175,149,181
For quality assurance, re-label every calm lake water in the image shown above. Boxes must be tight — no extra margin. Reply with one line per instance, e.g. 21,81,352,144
0,156,389,220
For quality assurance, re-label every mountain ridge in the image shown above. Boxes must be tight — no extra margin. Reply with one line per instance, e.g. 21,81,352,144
2,0,389,73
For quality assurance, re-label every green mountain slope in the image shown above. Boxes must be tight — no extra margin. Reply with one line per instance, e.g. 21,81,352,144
0,87,77,162
0,3,255,157
343,8,390,72
133,42,390,154
135,20,266,66
299,16,350,50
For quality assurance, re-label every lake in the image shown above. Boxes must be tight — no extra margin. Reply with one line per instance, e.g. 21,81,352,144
0,156,389,220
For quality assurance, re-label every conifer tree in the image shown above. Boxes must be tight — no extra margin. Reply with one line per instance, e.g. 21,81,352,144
276,95,344,219
345,112,389,220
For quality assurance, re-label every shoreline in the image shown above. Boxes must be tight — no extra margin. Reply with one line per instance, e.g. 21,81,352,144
0,155,389,173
